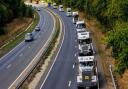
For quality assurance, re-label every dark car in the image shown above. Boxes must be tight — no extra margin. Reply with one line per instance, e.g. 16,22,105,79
35,26,40,31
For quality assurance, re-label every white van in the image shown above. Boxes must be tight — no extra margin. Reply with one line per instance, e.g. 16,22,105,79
66,8,72,16
59,5,64,12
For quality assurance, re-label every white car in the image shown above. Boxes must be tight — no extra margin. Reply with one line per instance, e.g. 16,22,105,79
25,33,33,42
59,5,64,12
35,26,40,31
66,8,72,16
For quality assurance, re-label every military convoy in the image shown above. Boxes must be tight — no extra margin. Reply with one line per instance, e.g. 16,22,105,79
50,4,99,89
76,16,98,89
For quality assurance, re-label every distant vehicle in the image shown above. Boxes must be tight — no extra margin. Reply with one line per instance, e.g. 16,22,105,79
59,5,64,12
48,2,51,7
35,26,40,31
53,3,57,9
77,56,98,89
25,33,33,42
37,8,40,11
66,8,72,16
41,1,45,3
76,21,86,29
72,11,79,24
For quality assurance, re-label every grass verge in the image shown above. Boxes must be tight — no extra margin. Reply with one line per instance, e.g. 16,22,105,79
0,11,39,57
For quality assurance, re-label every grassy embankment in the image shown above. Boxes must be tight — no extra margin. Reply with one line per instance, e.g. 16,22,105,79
0,11,39,57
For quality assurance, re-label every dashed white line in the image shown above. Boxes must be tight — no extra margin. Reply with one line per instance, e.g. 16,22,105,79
68,81,71,87
6,64,12,69
19,53,23,57
75,46,77,48
72,64,75,69
74,53,77,57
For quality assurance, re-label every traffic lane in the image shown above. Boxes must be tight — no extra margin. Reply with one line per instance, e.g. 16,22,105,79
0,10,45,71
41,8,77,89
0,8,54,89
0,9,45,68
57,10,78,89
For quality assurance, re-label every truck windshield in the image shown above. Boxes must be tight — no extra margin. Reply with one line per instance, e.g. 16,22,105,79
80,61,93,67
79,39,92,44
77,24,85,29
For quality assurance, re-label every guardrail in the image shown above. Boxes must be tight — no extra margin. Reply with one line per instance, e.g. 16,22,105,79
8,8,60,89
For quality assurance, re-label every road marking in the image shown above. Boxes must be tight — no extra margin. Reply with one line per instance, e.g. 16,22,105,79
75,45,77,48
39,11,65,89
7,64,12,69
19,53,23,57
74,53,77,57
72,64,75,69
68,81,71,87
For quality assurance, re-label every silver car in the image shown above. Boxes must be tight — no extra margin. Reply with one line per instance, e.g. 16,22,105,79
25,33,33,42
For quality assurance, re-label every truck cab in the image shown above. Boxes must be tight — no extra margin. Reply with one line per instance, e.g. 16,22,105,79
76,21,86,29
77,31,92,45
72,11,79,24
59,5,64,12
77,31,94,55
79,44,93,56
66,8,72,16
77,56,98,89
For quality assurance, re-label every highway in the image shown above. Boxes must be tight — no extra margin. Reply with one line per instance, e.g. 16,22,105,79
39,7,106,89
0,7,55,89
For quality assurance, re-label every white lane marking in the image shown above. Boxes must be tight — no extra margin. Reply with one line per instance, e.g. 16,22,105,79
75,45,77,48
6,64,12,69
39,35,40,38
39,10,65,89
74,53,77,57
68,81,71,87
19,53,23,57
72,64,75,69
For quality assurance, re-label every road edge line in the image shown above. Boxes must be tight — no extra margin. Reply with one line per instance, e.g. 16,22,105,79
39,9,66,89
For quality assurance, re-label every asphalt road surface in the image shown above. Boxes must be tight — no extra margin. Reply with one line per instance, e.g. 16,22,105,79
0,7,54,89
39,7,106,89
